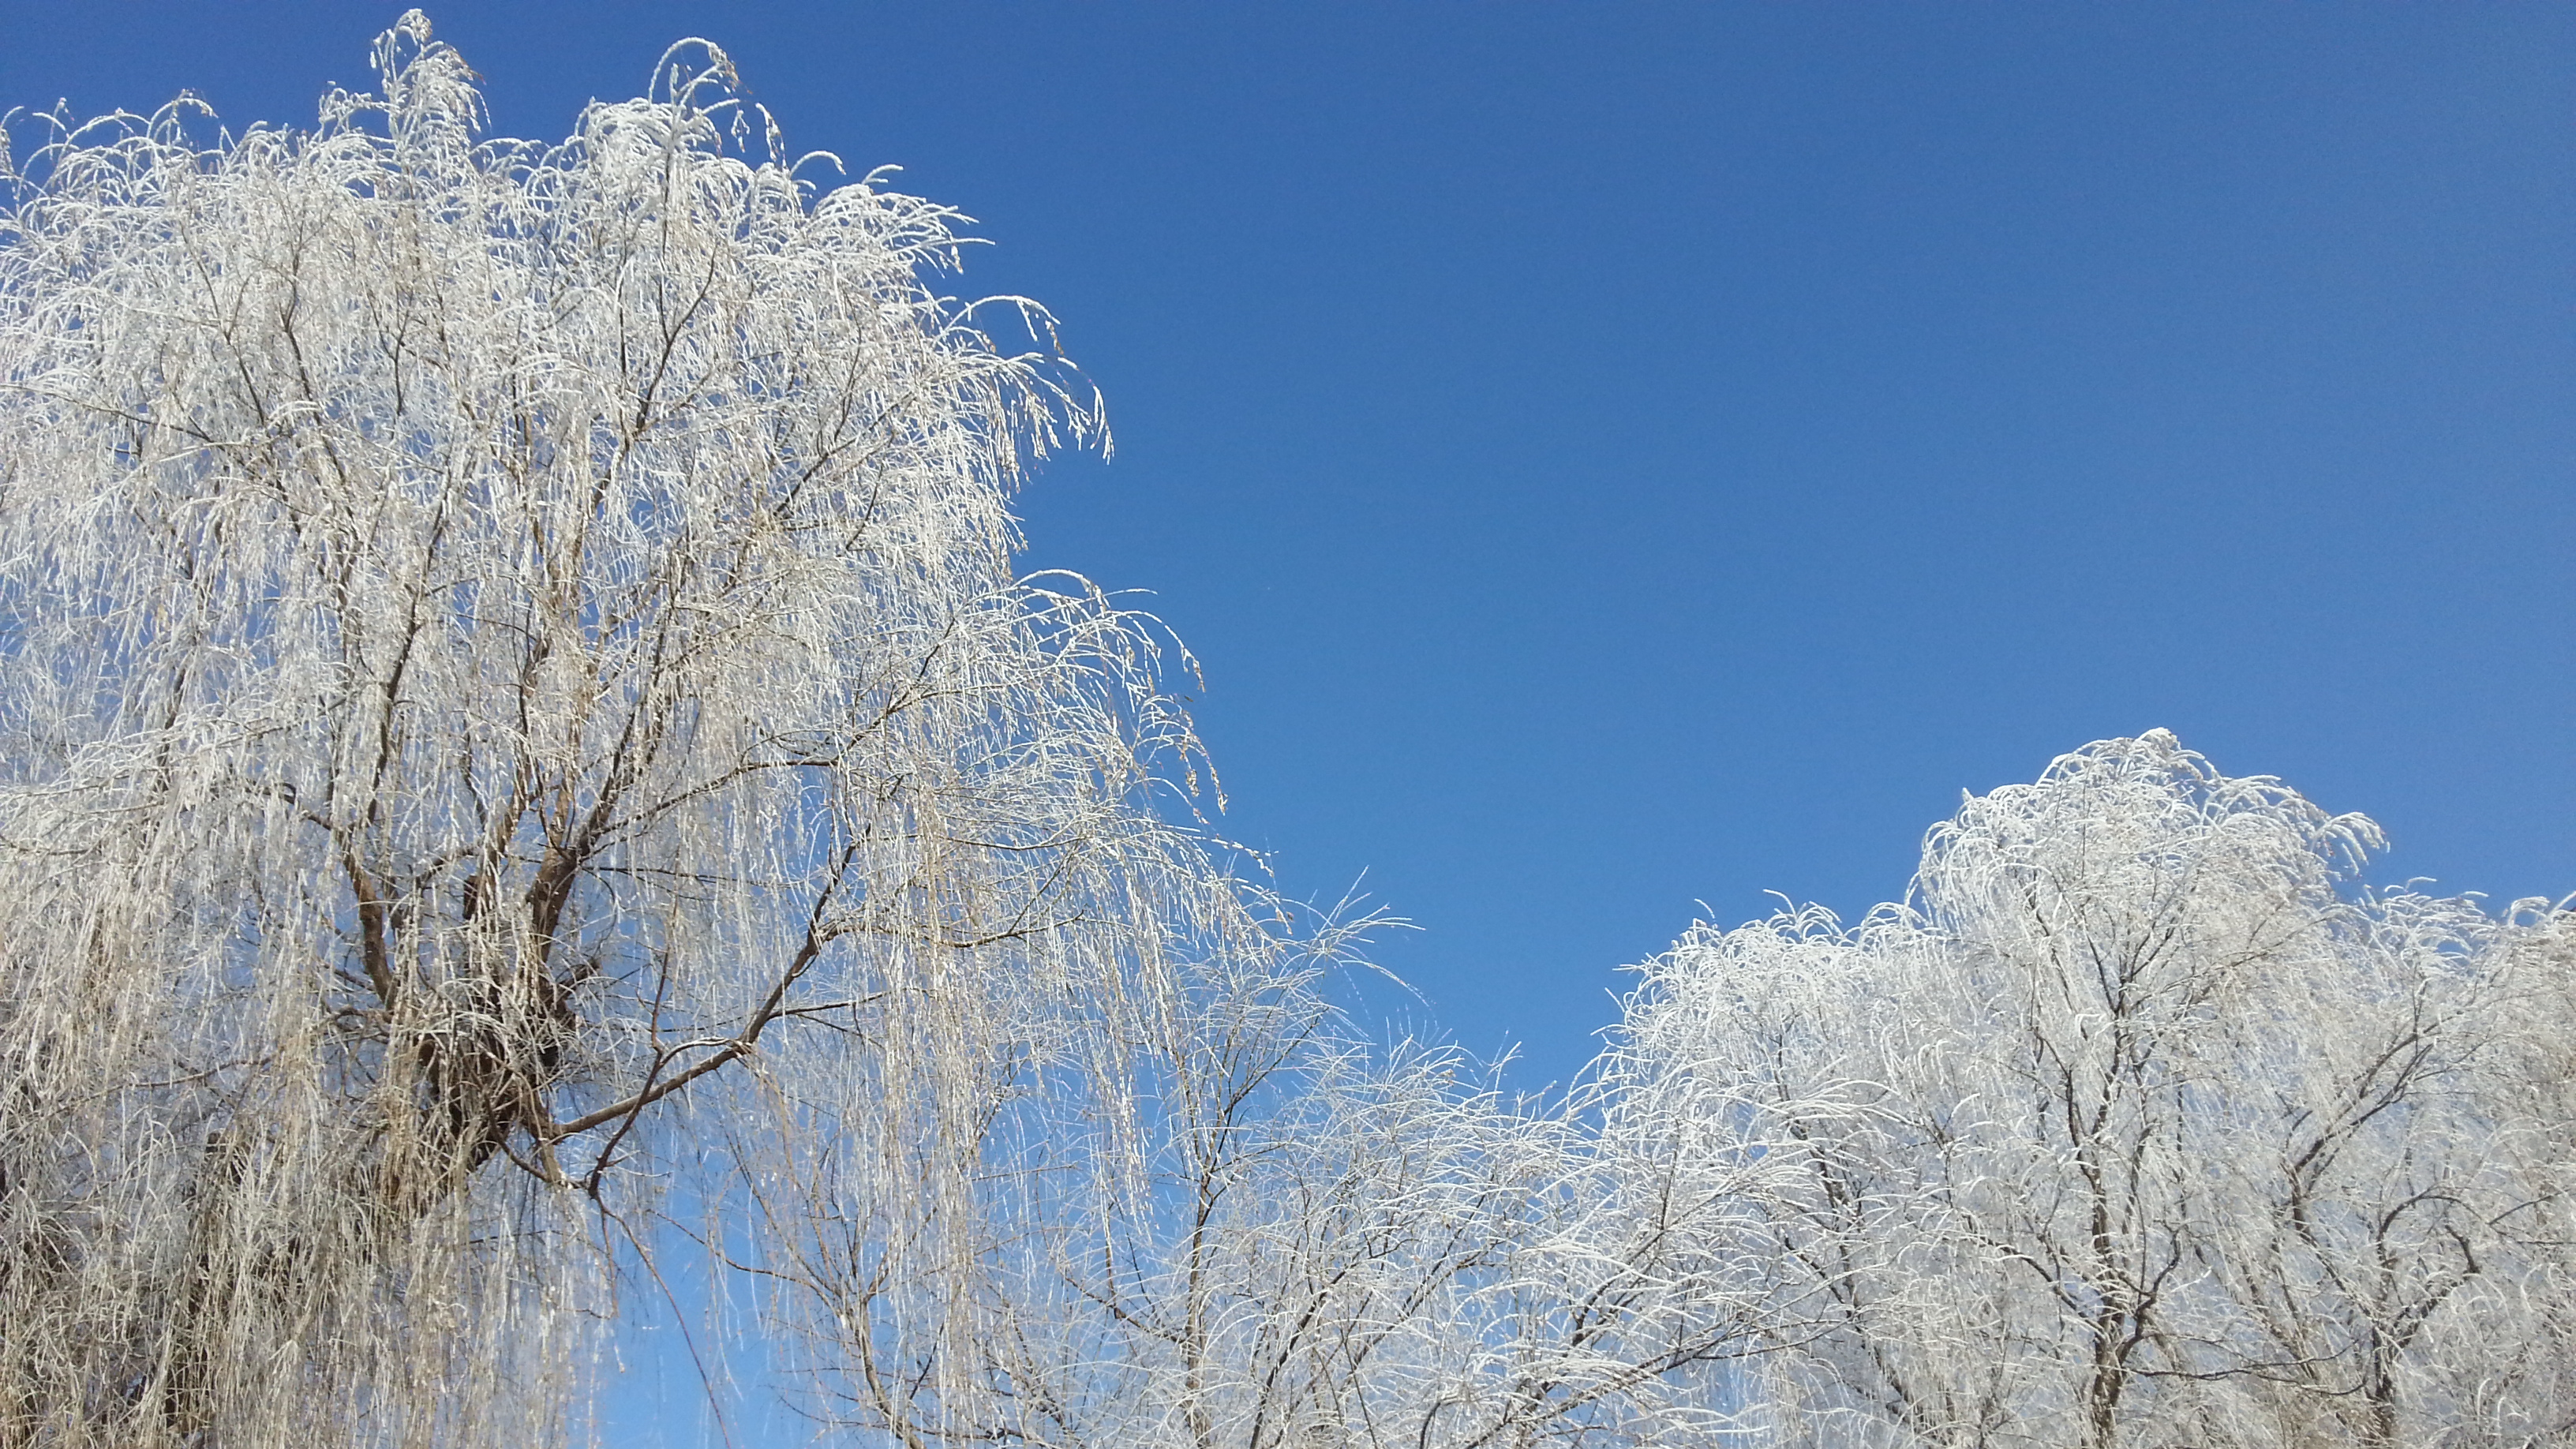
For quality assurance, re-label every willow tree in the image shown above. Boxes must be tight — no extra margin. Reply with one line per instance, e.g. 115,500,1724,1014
754,942,1806,1449
1605,733,2576,1447
0,15,1337,1445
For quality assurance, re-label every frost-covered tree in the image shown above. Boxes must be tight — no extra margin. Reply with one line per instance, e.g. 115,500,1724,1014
0,14,1358,1446
754,936,1803,1449
1605,732,2576,1447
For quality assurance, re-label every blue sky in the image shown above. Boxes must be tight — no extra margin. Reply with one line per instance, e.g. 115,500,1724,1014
7,2,2569,1106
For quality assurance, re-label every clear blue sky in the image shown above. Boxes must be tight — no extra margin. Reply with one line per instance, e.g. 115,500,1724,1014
7,2,2569,1103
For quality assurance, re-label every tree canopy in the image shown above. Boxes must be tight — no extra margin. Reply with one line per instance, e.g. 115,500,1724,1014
1606,732,2576,1446
0,12,1296,1442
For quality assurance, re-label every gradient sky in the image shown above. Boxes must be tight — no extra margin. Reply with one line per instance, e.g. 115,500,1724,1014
8,3,2570,1440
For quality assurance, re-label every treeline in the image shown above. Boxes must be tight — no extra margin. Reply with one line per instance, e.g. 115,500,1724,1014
756,731,2576,1447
